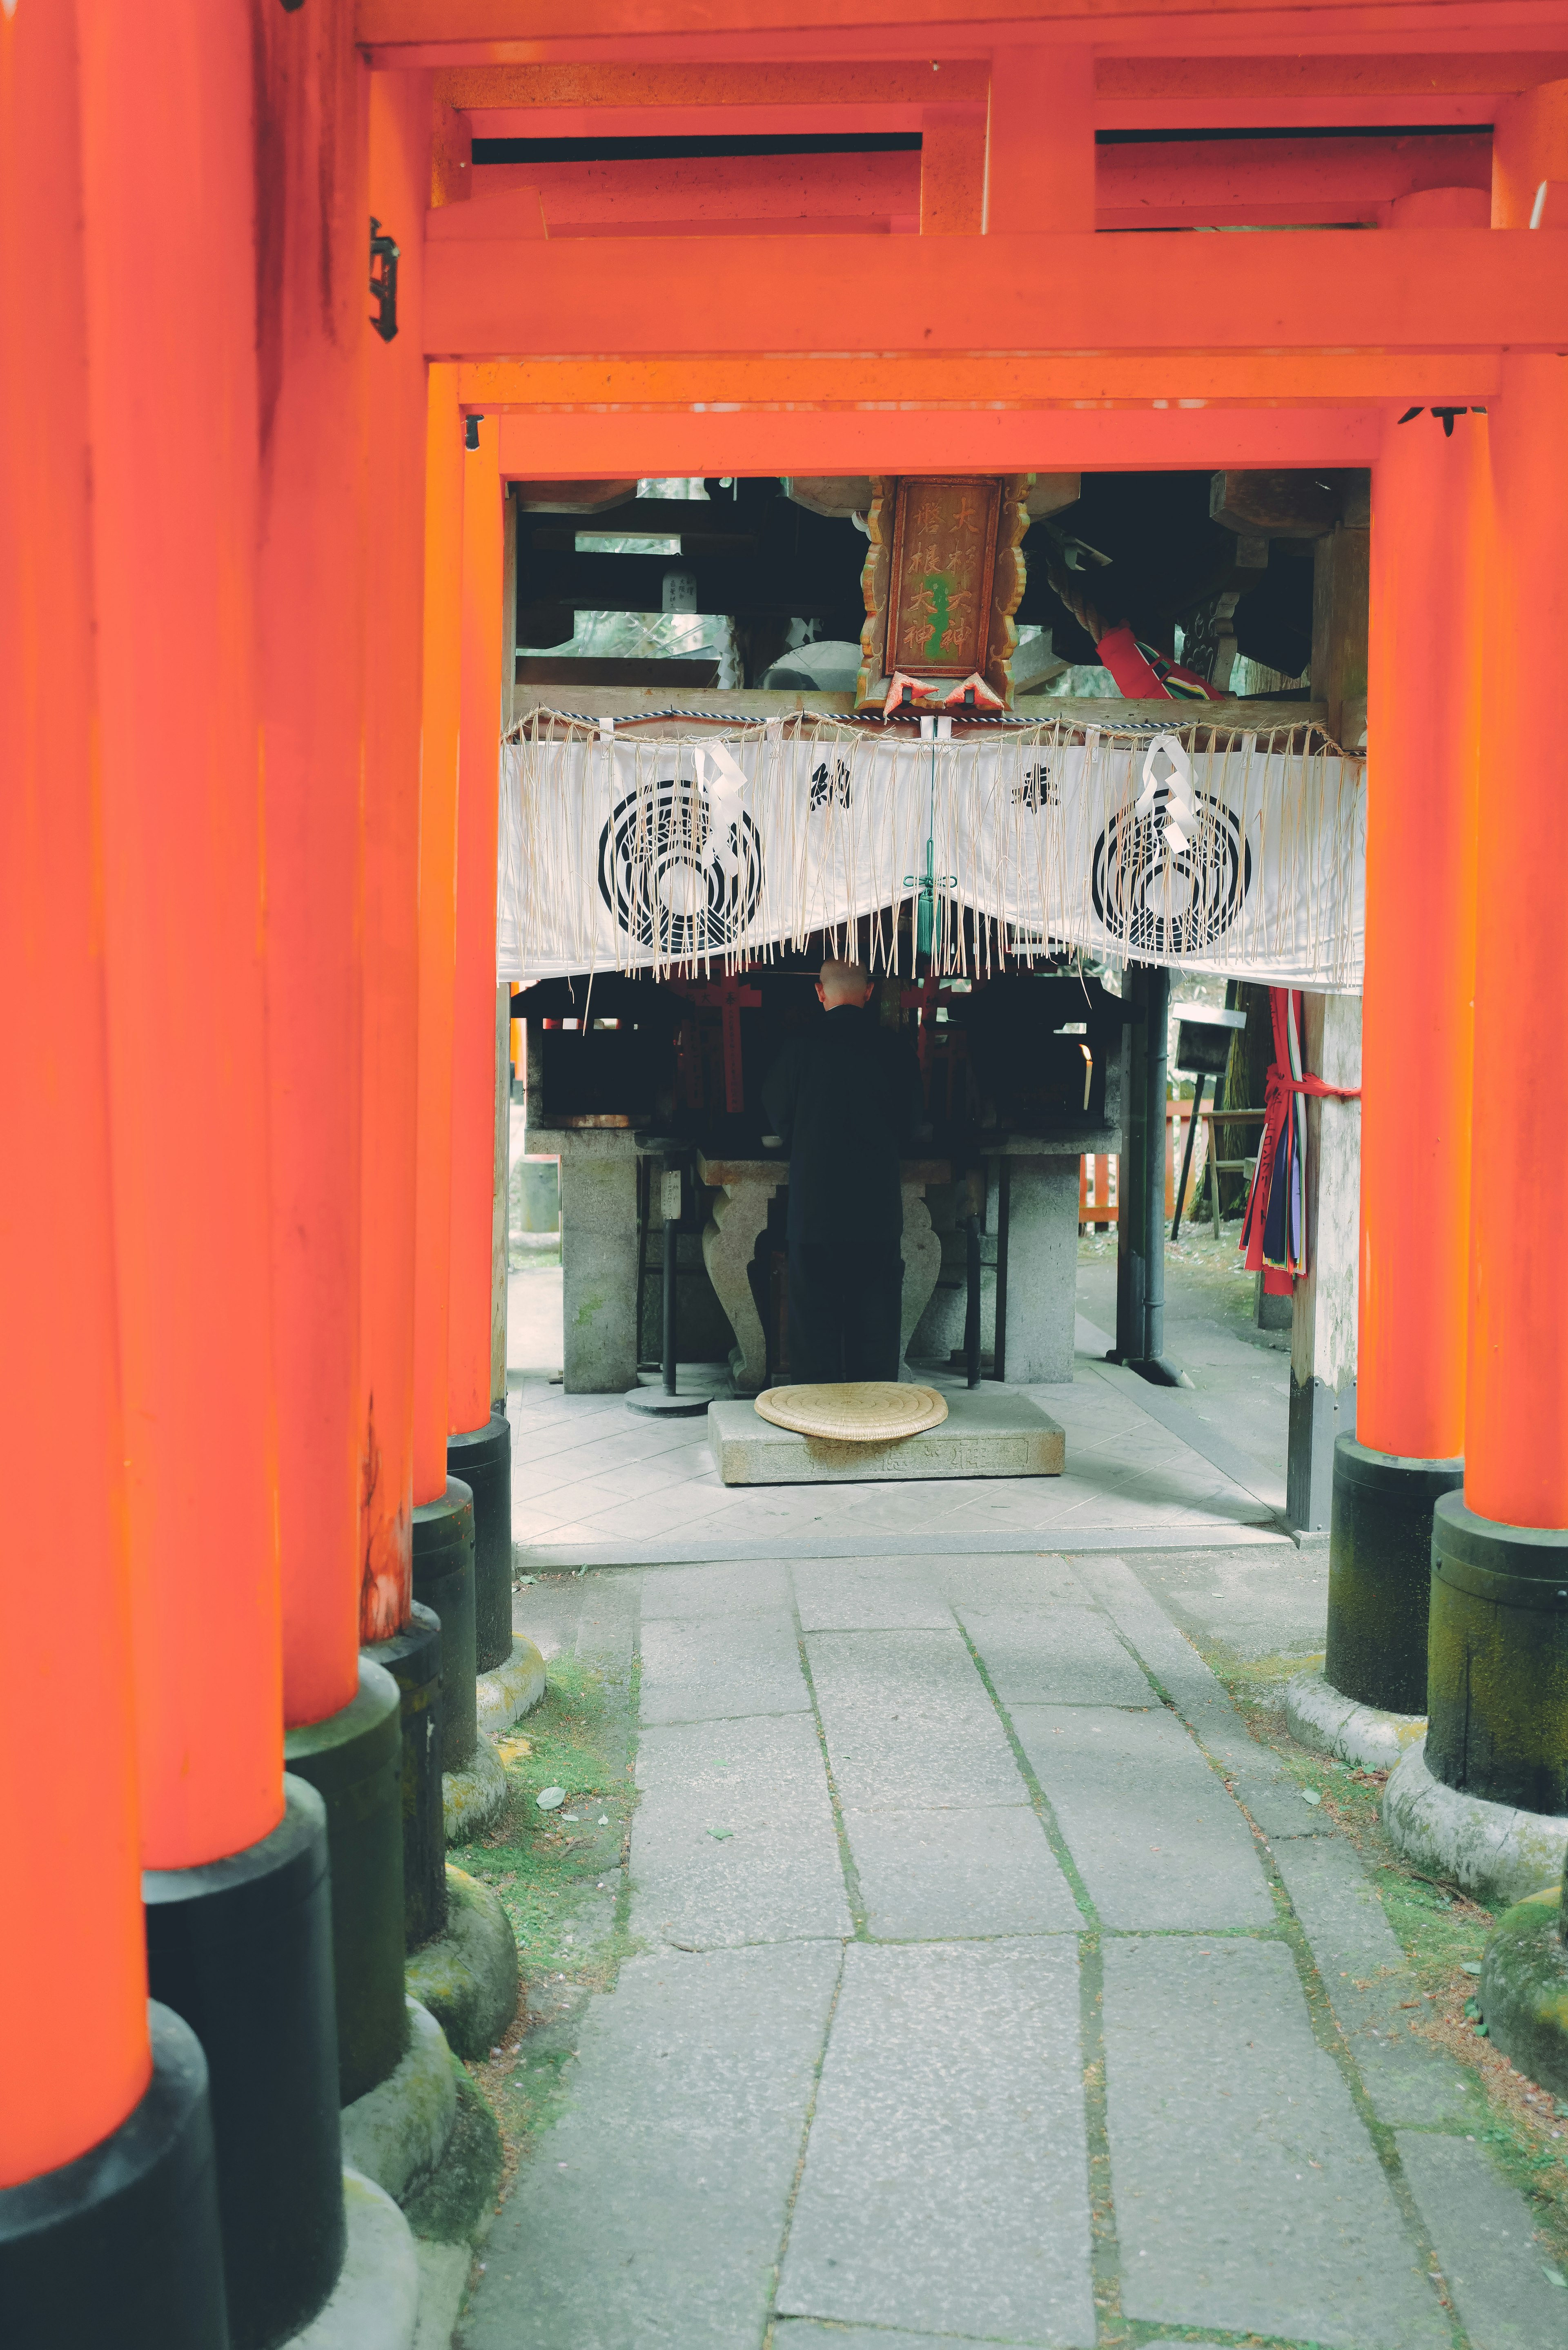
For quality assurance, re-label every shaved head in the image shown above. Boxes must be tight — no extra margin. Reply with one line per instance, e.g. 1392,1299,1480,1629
818,958,872,1007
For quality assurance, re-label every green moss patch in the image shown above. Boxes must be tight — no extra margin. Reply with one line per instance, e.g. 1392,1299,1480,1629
401,2071,505,2247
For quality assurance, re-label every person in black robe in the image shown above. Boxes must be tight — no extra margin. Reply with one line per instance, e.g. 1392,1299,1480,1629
761,959,926,1384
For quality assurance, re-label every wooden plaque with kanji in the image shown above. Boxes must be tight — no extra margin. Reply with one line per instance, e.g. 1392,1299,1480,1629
856,474,1029,710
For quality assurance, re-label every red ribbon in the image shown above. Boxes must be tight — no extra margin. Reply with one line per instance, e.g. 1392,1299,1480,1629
1239,991,1361,1285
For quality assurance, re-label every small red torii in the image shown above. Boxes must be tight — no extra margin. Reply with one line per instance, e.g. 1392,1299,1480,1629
679,969,764,1113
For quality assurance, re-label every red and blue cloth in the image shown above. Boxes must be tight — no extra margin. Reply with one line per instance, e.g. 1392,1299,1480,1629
1239,989,1361,1296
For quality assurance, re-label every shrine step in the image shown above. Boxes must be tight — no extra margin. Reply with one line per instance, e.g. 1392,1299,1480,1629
707,1391,1065,1487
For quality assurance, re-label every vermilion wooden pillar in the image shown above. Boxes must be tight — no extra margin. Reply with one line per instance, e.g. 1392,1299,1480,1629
1319,189,1489,1728
1421,91,1568,1821
0,0,151,2196
255,0,368,1735
445,419,512,1673
450,418,506,1441
360,69,433,1648
78,12,347,2341
80,0,281,1877
358,71,451,1960
411,363,481,1776
415,363,467,1507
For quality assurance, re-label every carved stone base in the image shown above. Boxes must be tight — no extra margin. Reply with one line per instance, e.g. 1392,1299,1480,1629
701,1180,779,1393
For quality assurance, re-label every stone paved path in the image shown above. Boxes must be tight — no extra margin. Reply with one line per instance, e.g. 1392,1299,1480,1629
460,1549,1568,2350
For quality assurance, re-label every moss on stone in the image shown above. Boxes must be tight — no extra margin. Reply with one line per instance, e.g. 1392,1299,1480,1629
1480,1883,1568,2098
405,1866,521,2060
401,2073,505,2247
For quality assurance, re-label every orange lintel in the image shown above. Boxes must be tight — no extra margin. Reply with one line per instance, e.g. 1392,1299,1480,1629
423,227,1568,361
459,354,1497,408
491,404,1388,476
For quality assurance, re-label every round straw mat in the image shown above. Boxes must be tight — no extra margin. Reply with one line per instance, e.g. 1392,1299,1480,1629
753,1381,949,1442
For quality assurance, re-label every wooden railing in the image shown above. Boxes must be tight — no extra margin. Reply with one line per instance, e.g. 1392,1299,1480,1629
1078,1099,1267,1233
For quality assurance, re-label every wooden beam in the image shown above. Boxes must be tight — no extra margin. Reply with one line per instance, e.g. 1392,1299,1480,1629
424,226,1568,357
436,60,990,110
920,104,987,232
464,354,1497,408
490,406,1390,475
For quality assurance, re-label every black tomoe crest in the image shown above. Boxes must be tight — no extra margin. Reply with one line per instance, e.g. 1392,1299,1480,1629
598,778,764,955
1091,780,1251,956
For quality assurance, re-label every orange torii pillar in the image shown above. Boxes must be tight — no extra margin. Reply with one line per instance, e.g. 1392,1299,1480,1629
447,416,514,1675
78,10,343,2345
0,10,226,2338
358,69,451,1955
249,0,410,2126
413,362,480,1781
1319,188,1488,1736
1422,87,1568,1828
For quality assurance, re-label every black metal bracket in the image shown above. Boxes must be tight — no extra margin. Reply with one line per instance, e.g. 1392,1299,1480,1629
465,415,481,451
368,217,399,343
1398,405,1488,437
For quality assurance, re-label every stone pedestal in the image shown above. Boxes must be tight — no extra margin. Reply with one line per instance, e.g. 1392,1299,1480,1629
709,1388,1065,1485
985,1126,1116,1386
552,1126,640,1393
695,1151,949,1394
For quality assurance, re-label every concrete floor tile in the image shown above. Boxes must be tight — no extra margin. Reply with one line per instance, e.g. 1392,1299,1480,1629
461,1944,840,2350
639,1610,809,1726
777,1941,1095,2346
792,1561,953,1631
843,1806,1082,1940
1011,1706,1272,1929
638,1559,795,1618
806,1630,1027,1810
632,1714,850,1949
1105,1938,1447,2349
1397,2131,1568,2350
962,1604,1154,1707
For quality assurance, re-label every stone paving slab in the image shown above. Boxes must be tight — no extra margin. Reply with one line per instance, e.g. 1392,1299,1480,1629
962,1603,1154,1707
1104,1938,1448,2348
638,1559,794,1618
1011,1705,1274,1930
461,1944,841,2350
791,1559,953,1632
933,1552,1099,1611
632,1715,851,1949
777,1941,1096,2347
842,1806,1083,1940
805,1630,1027,1810
637,1610,809,1726
1397,2130,1568,2350
1272,1834,1472,2127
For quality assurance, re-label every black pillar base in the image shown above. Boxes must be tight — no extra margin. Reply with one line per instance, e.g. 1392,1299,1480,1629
285,1659,408,2108
1323,1436,1464,1715
0,2002,229,2350
413,1477,477,1772
448,1414,512,1672
144,1780,343,2350
363,1601,448,1953
1428,1495,1568,1813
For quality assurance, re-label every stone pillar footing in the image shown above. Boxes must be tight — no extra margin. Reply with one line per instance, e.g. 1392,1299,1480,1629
1428,1494,1568,1812
1383,1737,1568,1911
1478,1886,1568,2097
475,1635,547,1739
412,1478,477,1772
363,1604,448,1952
340,1998,459,2205
1324,1436,1464,1716
443,1733,509,1845
405,1867,521,2061
447,1415,512,1672
281,2170,419,2350
143,1779,344,2350
1284,1669,1425,1771
0,2002,230,2350
285,1660,409,2109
